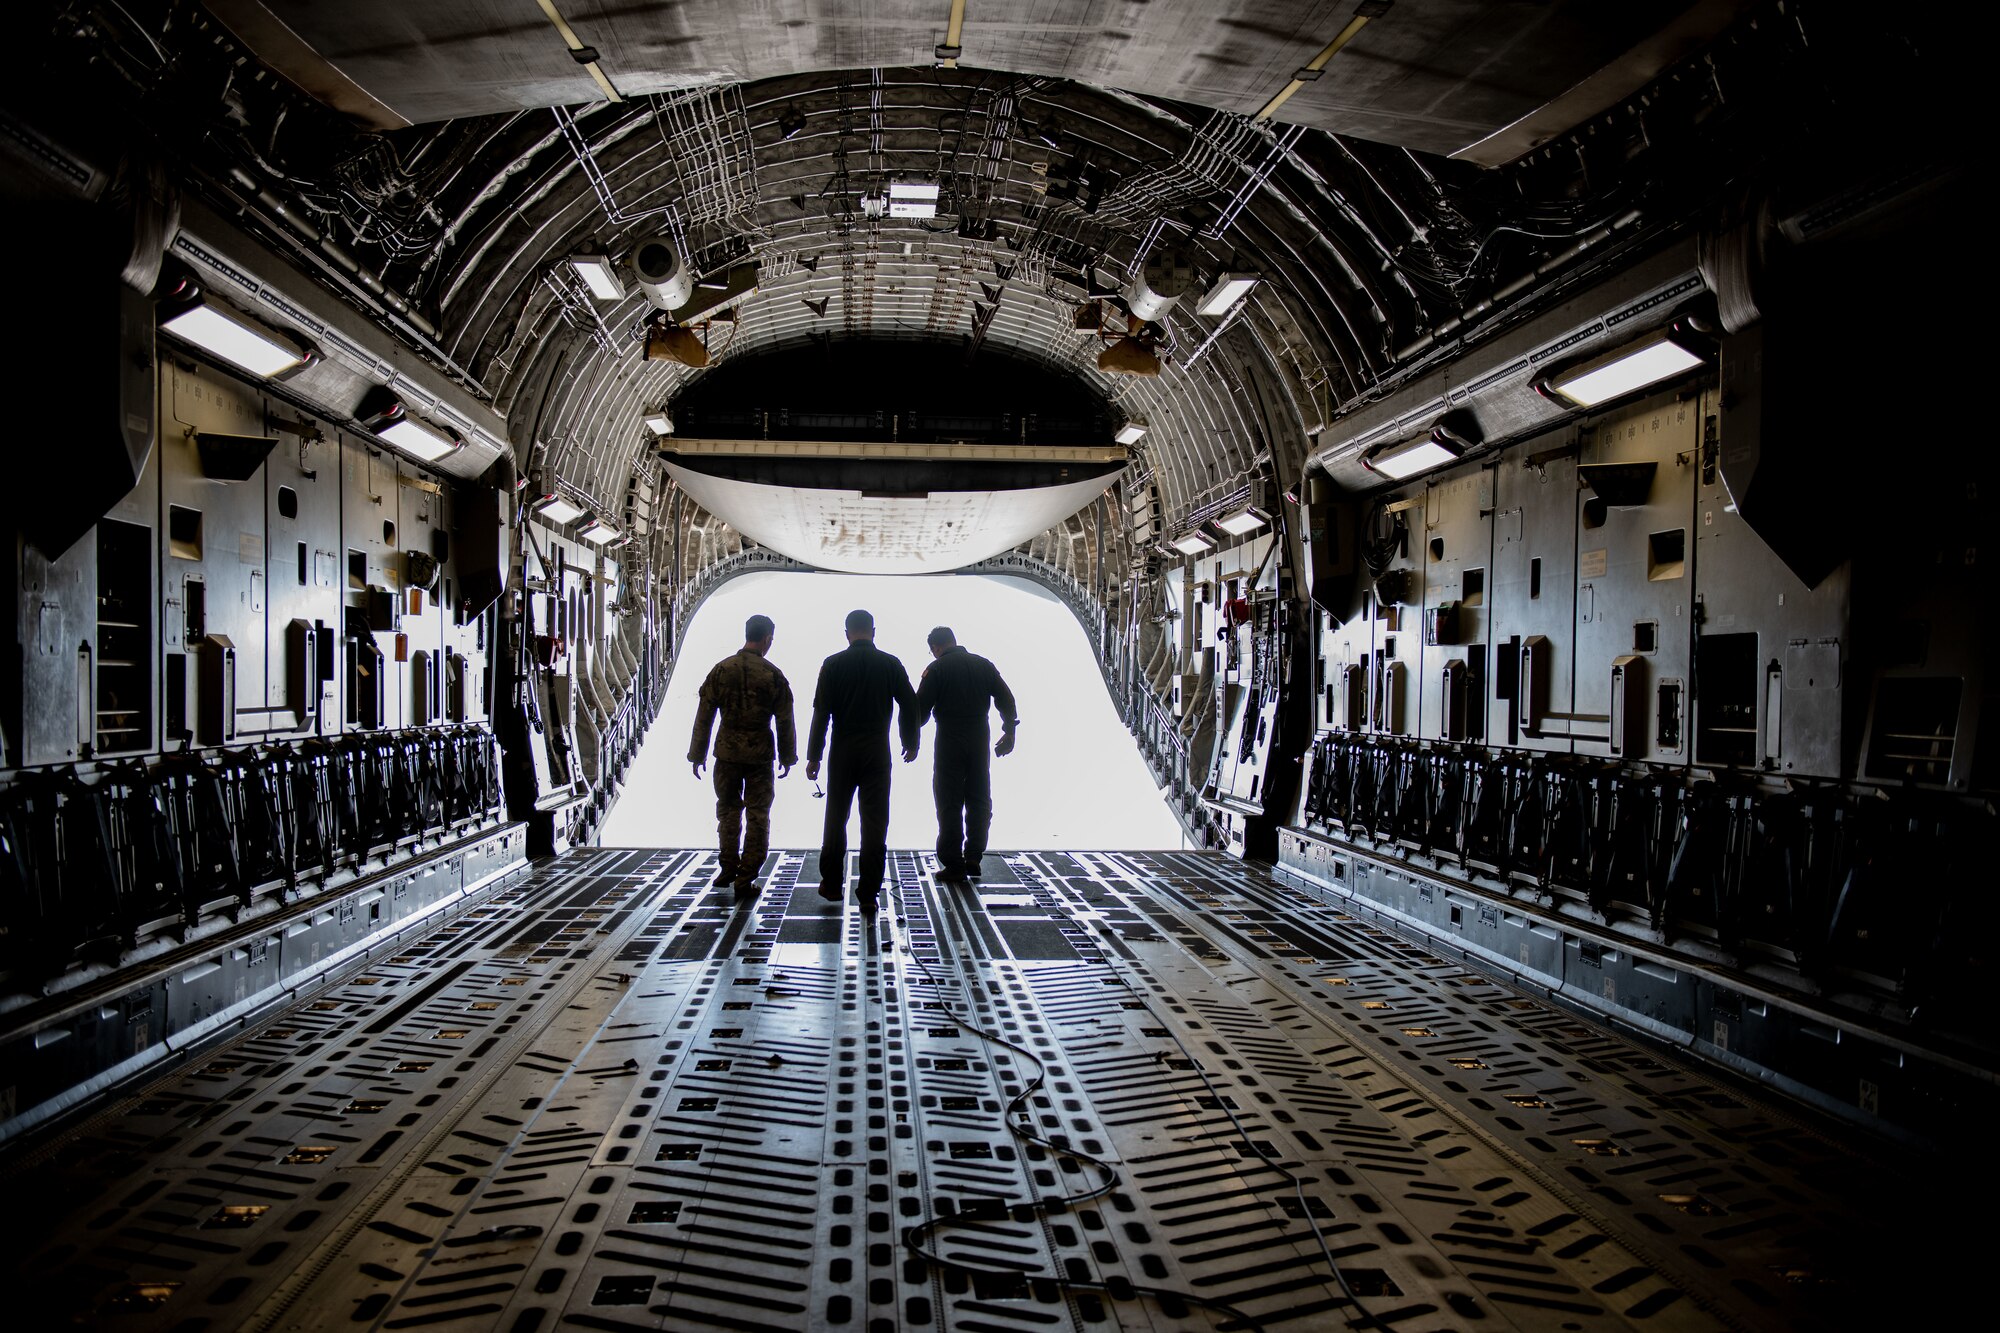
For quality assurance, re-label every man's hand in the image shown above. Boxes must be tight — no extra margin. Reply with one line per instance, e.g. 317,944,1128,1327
902,746,918,764
778,763,793,779
994,732,1015,757
691,760,706,778
806,760,820,782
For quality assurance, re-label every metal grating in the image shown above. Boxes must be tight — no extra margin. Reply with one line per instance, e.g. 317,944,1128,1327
4,849,1935,1330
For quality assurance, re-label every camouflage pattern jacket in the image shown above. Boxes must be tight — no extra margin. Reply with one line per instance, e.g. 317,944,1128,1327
689,649,798,767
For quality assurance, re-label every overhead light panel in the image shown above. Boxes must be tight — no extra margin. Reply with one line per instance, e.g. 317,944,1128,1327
1366,425,1467,481
644,413,673,435
1115,421,1148,445
888,182,940,218
1170,528,1217,556
570,254,625,301
1537,323,1709,408
160,297,315,379
535,495,586,525
579,518,619,544
1215,504,1271,536
356,388,462,464
1197,273,1259,318
379,415,461,463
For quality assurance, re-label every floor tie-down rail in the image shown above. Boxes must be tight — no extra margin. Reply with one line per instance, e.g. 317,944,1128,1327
3,849,1949,1330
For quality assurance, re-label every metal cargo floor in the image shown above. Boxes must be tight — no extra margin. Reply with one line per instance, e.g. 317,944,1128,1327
4,849,1951,1331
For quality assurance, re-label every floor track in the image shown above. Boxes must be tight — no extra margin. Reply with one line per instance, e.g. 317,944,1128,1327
5,848,1947,1331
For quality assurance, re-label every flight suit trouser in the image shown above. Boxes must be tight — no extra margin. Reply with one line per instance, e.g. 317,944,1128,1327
932,728,993,878
713,759,775,887
820,746,892,900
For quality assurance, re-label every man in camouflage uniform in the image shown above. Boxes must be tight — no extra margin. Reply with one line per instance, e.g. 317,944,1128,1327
689,614,797,901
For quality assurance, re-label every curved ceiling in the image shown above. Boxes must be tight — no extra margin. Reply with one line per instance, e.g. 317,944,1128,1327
73,1,1797,558
210,0,1738,157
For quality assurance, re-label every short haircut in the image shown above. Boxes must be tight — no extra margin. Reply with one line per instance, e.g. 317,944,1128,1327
927,625,956,648
745,614,774,643
845,608,874,633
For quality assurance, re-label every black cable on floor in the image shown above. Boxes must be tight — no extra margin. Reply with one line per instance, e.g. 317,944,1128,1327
1019,853,1390,1332
893,890,1273,1333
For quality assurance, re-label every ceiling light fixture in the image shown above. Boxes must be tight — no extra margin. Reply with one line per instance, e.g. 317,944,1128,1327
1170,528,1217,556
570,253,625,301
1536,321,1711,409
1365,423,1470,481
888,182,941,218
644,413,673,435
535,494,586,526
159,292,317,379
1196,272,1259,318
1115,420,1148,445
356,388,462,464
579,518,619,544
378,414,461,463
1215,504,1271,536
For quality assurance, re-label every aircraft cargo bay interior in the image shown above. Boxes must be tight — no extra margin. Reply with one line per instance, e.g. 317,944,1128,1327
1,2,1989,1330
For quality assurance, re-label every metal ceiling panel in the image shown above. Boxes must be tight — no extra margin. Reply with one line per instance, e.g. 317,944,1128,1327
216,0,1735,156
662,458,1117,572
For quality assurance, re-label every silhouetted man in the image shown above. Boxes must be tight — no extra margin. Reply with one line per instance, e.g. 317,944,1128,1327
806,609,920,914
914,626,1018,888
689,614,796,902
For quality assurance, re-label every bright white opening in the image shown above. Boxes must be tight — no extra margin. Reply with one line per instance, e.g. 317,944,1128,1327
601,571,1188,851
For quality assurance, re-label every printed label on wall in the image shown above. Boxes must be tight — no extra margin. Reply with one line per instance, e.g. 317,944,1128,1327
1579,548,1608,578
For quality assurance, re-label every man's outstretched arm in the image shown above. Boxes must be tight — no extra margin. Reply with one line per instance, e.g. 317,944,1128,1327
989,660,1020,755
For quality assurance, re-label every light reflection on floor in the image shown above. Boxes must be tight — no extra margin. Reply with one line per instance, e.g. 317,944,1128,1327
601,571,1188,851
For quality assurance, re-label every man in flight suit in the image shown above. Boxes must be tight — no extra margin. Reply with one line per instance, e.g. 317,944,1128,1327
914,626,1018,889
806,609,921,915
689,614,796,903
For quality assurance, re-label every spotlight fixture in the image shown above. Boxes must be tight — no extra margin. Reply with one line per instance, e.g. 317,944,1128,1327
1124,246,1196,323
1196,272,1259,318
357,388,462,464
534,494,586,526
888,182,940,218
579,518,619,544
1215,503,1271,536
1115,420,1148,445
644,413,673,435
159,289,317,379
1536,320,1712,409
1365,423,1470,481
1169,528,1217,556
570,253,625,301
